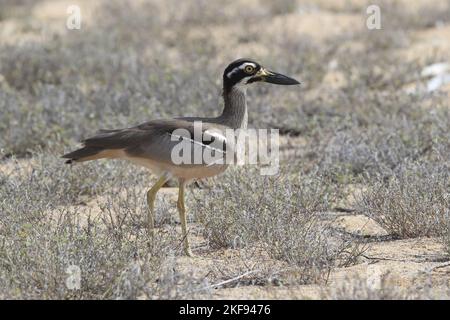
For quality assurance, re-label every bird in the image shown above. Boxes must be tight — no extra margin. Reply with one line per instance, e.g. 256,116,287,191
62,58,300,256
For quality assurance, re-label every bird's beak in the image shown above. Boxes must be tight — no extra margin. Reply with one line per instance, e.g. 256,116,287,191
249,67,300,85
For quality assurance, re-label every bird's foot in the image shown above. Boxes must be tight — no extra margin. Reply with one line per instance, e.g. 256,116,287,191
185,247,195,257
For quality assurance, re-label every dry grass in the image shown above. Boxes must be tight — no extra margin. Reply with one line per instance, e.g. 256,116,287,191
358,162,450,239
443,216,450,256
0,152,207,299
191,166,361,284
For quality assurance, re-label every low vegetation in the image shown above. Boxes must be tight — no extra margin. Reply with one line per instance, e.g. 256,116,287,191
358,162,450,238
192,166,361,284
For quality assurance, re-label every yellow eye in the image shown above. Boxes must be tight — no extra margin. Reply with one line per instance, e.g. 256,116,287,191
244,65,255,74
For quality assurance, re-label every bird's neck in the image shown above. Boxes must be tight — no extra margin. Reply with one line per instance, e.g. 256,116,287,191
219,86,248,129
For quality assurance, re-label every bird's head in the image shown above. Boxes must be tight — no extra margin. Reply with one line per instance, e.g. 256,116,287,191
223,58,300,93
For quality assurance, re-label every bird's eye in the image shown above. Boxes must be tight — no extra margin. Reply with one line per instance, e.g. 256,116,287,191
244,65,255,74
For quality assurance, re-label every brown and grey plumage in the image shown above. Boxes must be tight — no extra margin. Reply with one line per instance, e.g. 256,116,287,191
63,58,300,256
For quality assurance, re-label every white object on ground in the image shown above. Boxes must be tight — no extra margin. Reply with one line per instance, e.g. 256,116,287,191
421,62,450,78
420,62,450,92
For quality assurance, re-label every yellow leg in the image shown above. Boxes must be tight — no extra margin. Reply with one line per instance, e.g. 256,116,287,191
146,175,169,235
177,179,194,257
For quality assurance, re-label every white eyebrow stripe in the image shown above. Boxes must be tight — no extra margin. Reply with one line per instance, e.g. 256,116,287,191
240,62,256,70
226,68,239,78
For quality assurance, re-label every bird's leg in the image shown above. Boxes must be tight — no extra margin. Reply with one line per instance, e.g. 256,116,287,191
146,175,169,235
177,179,194,257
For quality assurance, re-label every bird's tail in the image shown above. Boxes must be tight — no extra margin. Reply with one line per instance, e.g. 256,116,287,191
62,129,129,164
62,146,107,164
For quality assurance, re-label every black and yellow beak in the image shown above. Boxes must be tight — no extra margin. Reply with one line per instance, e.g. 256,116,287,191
249,67,300,85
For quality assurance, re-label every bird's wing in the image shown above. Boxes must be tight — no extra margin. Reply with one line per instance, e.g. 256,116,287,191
83,119,229,165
